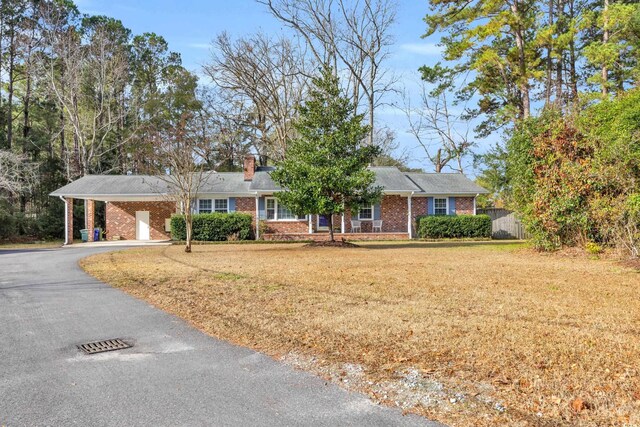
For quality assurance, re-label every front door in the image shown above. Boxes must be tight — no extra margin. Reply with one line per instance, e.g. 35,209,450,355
317,214,330,231
135,211,150,240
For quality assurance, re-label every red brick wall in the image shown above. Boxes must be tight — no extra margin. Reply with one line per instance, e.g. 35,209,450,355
263,220,309,235
411,196,427,236
66,197,74,244
106,201,176,240
456,197,475,215
343,195,409,233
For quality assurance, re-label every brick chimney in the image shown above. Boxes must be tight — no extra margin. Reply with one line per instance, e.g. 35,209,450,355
243,155,256,181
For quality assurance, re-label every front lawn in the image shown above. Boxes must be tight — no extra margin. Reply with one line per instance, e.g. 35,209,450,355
81,242,640,426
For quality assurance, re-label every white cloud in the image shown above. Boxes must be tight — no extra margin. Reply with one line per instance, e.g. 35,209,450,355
188,43,211,50
399,43,443,56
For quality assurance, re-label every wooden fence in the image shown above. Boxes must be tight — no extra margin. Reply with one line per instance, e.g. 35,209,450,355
477,208,529,240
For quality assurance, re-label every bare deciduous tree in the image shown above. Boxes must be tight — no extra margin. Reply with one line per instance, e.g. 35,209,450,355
402,83,475,173
204,32,308,164
151,114,209,253
257,0,398,146
0,150,37,196
41,15,132,177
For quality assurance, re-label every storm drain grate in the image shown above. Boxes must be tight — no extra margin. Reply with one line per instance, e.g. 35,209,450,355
77,339,131,355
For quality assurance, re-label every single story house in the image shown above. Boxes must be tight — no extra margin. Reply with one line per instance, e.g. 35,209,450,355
50,156,489,243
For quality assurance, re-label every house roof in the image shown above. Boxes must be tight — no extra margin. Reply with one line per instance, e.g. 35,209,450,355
407,172,489,195
51,167,488,199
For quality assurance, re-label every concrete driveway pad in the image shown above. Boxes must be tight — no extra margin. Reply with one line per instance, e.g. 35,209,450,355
0,247,440,426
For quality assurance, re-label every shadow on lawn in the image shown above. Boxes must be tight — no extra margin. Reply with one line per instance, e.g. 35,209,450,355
359,240,526,250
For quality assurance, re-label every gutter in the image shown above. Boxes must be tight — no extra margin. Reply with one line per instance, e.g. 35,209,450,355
59,196,69,245
408,191,415,239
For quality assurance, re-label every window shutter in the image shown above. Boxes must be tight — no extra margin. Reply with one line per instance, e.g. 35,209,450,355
448,197,456,215
192,199,198,214
427,197,434,215
373,203,381,220
258,197,266,219
228,197,236,212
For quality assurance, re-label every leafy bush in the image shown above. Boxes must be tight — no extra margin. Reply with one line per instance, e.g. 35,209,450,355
417,214,492,239
170,213,253,241
0,208,17,239
585,241,603,255
506,90,640,256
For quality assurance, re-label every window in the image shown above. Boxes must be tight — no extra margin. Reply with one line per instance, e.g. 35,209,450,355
198,198,228,214
198,199,212,213
266,197,300,220
434,198,448,215
214,199,228,213
358,205,374,220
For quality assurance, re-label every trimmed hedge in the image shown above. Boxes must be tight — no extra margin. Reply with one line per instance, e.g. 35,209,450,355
417,214,492,239
170,213,253,241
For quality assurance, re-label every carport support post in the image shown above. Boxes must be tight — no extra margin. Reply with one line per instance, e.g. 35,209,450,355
85,199,95,242
407,193,414,239
64,197,74,245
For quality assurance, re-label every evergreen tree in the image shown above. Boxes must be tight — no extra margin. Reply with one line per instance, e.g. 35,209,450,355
270,67,382,242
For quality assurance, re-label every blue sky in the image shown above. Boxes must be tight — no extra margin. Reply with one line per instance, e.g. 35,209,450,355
75,1,483,172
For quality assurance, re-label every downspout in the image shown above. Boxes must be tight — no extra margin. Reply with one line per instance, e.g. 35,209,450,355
474,194,478,215
408,191,415,239
59,196,68,245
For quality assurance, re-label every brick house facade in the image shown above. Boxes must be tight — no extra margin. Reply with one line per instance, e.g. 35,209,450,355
106,201,176,240
51,156,488,243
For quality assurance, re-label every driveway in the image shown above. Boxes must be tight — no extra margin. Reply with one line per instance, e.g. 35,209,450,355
0,247,439,426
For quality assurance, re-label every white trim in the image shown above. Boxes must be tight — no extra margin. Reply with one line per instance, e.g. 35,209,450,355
407,192,414,239
317,214,329,230
308,215,313,233
433,197,448,215
341,213,345,234
196,198,229,214
473,194,478,215
358,205,374,221
264,197,306,221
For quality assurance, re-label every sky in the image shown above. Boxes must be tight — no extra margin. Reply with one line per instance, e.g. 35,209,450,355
74,0,483,173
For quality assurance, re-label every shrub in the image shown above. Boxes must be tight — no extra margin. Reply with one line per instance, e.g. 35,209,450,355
170,213,253,241
417,214,492,239
585,241,603,255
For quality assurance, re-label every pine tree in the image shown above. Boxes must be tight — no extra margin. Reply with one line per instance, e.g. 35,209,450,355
270,67,382,242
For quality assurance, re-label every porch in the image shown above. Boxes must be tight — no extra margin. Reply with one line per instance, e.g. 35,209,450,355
262,232,410,241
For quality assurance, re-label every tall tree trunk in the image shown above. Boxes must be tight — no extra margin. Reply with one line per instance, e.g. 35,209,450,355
602,0,609,96
555,0,565,107
545,0,554,106
568,0,579,109
511,1,530,119
7,28,16,150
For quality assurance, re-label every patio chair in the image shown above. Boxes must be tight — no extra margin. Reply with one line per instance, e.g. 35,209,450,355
350,220,362,233
372,220,383,233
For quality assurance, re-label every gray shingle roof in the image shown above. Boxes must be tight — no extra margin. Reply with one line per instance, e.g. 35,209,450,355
50,172,251,197
50,175,169,197
406,172,489,195
51,167,488,198
369,167,422,192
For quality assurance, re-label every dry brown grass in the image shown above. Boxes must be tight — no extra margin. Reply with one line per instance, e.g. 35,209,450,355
80,241,640,426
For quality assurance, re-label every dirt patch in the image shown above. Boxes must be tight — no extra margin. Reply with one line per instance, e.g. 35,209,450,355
619,258,640,271
81,242,640,426
303,240,360,248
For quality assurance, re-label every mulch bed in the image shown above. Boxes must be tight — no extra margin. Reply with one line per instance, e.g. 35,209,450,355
303,239,359,248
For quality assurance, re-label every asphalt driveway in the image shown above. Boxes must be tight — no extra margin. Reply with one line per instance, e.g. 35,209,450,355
0,246,439,426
